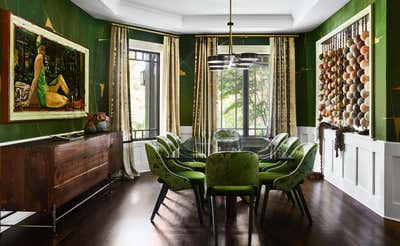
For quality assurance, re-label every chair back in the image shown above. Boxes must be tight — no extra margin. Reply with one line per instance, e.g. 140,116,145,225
166,132,182,148
273,143,317,190
271,133,289,149
206,151,259,188
145,142,191,190
156,136,177,153
281,137,301,156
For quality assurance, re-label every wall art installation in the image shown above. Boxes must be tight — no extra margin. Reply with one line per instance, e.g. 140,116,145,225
0,9,89,122
316,6,372,136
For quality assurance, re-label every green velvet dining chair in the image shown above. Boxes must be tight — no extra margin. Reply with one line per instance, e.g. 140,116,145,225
145,142,205,224
257,132,289,156
166,132,182,148
206,151,259,246
156,136,206,172
258,137,301,171
257,143,317,225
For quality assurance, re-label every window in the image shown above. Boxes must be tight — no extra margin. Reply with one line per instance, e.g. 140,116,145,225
128,48,160,140
217,46,270,137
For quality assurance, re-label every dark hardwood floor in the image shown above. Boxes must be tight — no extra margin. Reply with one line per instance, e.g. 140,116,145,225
1,173,399,246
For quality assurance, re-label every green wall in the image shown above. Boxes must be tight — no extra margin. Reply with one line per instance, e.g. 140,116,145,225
295,0,394,141
179,35,196,126
0,0,110,142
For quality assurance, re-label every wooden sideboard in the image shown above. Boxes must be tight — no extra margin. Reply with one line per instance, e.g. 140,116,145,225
0,132,122,213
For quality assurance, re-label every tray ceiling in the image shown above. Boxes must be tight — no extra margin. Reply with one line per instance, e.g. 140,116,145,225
72,0,350,33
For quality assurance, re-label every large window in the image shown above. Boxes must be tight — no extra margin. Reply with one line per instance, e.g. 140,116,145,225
128,47,160,140
217,46,270,137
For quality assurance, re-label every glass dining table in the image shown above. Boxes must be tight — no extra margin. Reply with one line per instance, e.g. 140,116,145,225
166,137,294,222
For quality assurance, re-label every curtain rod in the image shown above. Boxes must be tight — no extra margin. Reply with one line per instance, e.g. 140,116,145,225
194,34,299,38
111,23,180,38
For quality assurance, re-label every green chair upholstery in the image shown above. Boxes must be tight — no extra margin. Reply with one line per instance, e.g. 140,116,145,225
257,143,317,225
166,132,182,148
258,137,300,171
258,132,289,156
206,151,259,246
145,142,205,224
157,135,206,172
179,137,207,162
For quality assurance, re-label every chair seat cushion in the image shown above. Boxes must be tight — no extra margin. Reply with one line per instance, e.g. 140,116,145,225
258,171,287,186
181,161,206,171
258,161,278,170
176,171,205,183
207,185,257,196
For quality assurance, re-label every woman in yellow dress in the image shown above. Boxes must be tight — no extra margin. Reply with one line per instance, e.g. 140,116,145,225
22,38,70,108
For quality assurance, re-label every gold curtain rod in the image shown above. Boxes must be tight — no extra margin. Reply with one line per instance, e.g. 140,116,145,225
194,34,299,38
111,23,180,38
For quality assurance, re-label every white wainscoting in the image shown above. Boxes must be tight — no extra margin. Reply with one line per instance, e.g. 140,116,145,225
180,126,192,141
298,126,400,221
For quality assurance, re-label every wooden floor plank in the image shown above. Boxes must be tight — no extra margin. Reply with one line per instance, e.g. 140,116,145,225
0,173,399,246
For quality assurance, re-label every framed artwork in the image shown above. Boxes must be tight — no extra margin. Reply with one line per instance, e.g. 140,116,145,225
0,10,89,122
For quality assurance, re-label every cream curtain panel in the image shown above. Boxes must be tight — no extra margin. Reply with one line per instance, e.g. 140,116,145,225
163,36,181,135
108,25,137,179
192,37,218,155
269,37,297,136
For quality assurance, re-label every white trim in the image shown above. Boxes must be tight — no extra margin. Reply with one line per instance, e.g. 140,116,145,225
8,14,90,121
315,5,373,137
128,39,165,135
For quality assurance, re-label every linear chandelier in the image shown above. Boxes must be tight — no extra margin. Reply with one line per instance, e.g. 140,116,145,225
207,0,260,71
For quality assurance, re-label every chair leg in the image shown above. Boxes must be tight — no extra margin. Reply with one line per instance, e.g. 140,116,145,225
151,184,168,223
296,185,312,225
199,183,206,209
255,185,262,214
208,196,213,231
260,189,270,224
292,189,305,216
193,185,204,225
211,196,218,245
248,195,254,246
286,191,295,205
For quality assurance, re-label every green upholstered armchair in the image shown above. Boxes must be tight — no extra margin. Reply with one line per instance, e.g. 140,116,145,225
206,151,259,246
156,136,206,172
257,143,317,225
145,142,205,224
257,132,289,156
258,137,301,171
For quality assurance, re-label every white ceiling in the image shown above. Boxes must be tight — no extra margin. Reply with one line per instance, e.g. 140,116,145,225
72,0,350,33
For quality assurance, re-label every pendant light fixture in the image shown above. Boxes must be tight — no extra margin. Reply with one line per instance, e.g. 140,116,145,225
208,0,260,71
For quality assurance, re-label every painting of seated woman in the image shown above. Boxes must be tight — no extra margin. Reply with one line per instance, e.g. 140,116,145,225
1,11,89,122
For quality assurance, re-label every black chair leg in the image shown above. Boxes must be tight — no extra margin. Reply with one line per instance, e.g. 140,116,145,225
286,191,295,205
199,183,206,209
208,196,213,231
151,184,168,223
296,185,312,225
211,196,218,245
255,185,262,214
260,189,270,223
248,195,254,246
193,185,204,225
292,189,305,216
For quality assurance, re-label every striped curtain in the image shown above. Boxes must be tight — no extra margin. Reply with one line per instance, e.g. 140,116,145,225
163,36,181,135
269,37,297,137
108,25,137,179
192,37,218,155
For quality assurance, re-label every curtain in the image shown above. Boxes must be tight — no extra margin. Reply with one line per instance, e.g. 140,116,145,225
269,37,297,137
163,36,181,135
192,37,218,155
108,25,137,179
